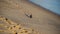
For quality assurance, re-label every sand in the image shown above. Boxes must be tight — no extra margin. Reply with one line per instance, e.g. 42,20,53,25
0,0,60,34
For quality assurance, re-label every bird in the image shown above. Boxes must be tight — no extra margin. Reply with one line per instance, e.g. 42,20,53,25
25,13,32,18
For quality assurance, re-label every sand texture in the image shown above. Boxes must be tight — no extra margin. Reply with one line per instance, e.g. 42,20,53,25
0,0,60,34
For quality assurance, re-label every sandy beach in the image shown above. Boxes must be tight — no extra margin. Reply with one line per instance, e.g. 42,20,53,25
0,0,60,34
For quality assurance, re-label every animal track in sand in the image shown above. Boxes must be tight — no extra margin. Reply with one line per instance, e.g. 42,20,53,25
0,16,39,34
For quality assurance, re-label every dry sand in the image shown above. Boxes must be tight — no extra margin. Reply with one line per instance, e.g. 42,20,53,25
0,0,60,34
